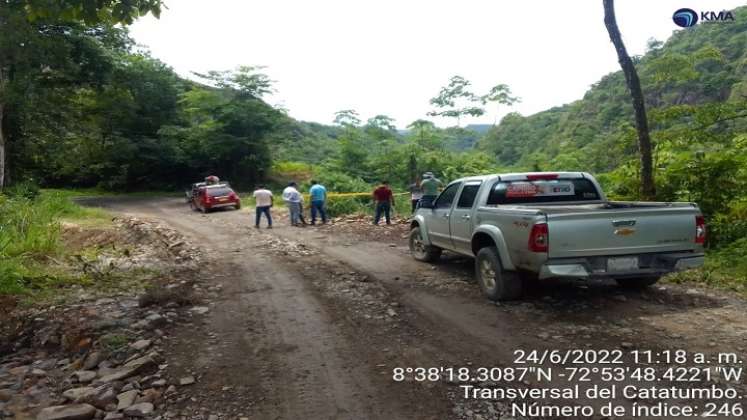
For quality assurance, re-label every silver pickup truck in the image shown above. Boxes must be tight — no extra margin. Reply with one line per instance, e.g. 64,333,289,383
409,172,705,301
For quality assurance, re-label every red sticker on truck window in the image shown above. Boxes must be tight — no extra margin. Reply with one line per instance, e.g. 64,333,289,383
506,183,540,197
506,181,575,198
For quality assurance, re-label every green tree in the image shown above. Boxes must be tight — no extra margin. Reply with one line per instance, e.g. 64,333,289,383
22,0,163,24
481,84,520,125
0,0,162,189
333,109,361,127
193,66,274,98
366,114,396,131
407,119,442,151
171,68,285,188
428,75,485,126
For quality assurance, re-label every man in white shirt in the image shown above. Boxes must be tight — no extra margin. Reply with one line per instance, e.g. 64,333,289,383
282,182,303,226
253,185,273,229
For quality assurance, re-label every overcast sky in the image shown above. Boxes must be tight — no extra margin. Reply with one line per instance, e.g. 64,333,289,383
130,0,743,128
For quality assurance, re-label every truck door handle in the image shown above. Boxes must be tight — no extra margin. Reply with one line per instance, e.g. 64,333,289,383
443,213,450,218
461,214,471,220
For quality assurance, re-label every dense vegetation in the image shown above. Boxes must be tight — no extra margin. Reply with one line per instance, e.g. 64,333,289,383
0,187,110,295
479,9,747,248
2,3,745,290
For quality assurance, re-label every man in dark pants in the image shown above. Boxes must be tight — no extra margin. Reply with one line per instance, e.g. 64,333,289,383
309,180,328,225
372,181,394,225
252,185,273,229
408,177,423,213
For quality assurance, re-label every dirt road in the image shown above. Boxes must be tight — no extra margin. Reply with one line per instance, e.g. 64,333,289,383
83,196,747,420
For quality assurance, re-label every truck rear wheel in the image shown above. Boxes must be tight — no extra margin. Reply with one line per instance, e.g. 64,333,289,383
475,247,523,301
615,276,660,289
409,227,442,262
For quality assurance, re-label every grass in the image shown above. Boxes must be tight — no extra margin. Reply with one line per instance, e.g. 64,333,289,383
0,190,114,296
666,239,747,295
100,333,130,351
41,189,112,225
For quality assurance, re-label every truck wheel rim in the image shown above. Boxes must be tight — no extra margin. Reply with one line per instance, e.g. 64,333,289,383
480,259,497,290
411,231,426,256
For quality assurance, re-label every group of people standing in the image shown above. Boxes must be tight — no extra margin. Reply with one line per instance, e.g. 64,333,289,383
252,180,328,228
250,172,443,229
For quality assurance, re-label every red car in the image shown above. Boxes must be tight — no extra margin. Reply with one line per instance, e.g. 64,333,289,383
190,184,241,213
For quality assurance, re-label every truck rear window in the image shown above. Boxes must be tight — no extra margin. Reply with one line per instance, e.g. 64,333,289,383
486,179,600,205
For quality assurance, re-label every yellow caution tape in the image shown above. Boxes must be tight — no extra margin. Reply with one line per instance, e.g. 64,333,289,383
303,192,409,199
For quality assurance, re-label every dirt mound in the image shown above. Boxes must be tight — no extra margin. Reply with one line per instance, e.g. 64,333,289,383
61,222,123,251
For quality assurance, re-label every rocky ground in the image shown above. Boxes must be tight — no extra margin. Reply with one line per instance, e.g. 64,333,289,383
0,217,218,420
3,197,746,420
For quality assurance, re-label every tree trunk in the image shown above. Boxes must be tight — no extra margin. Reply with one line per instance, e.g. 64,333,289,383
603,0,655,200
0,101,5,191
0,65,6,190
408,153,417,183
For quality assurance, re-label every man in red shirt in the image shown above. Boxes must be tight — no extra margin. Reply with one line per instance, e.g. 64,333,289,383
372,181,394,225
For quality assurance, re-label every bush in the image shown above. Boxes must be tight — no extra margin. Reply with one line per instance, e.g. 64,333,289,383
0,195,60,259
668,237,747,294
311,167,370,193
0,191,106,295
324,194,373,217
270,161,315,184
321,193,409,218
4,180,41,200
0,194,60,295
709,200,747,248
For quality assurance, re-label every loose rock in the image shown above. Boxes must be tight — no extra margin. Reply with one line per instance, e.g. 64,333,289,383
37,404,96,420
123,403,154,417
63,387,96,403
130,340,151,351
116,390,138,411
179,376,195,386
98,355,156,383
74,370,97,383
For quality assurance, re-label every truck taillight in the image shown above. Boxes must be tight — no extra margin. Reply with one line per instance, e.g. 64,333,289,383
695,215,706,244
529,223,549,252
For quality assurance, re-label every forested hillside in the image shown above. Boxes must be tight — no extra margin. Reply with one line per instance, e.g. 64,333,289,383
477,8,747,256
480,7,746,180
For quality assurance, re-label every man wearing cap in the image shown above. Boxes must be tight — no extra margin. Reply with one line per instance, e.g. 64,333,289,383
419,172,443,208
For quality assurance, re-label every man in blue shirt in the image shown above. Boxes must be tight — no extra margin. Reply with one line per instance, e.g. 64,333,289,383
309,180,328,225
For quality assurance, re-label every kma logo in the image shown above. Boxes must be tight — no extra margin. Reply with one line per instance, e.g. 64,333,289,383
673,8,735,27
699,10,736,23
673,8,698,27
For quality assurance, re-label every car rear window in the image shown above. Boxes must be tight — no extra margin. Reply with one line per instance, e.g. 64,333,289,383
206,187,233,197
486,178,601,205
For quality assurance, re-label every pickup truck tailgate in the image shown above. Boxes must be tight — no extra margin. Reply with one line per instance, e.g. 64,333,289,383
545,207,697,258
